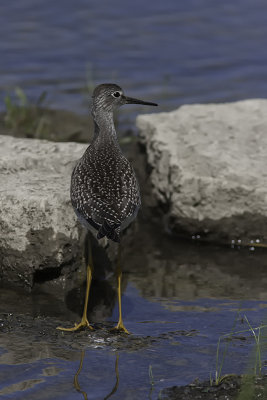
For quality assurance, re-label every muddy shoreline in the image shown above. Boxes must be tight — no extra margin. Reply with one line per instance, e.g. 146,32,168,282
161,375,267,399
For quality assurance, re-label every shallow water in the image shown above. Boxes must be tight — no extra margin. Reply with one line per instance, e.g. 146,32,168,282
1,0,267,131
1,225,267,399
1,294,267,399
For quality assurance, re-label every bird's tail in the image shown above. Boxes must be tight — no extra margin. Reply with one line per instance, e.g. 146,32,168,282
97,221,120,242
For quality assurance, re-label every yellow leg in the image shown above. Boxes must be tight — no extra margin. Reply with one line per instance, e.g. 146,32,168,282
57,239,94,332
111,245,130,334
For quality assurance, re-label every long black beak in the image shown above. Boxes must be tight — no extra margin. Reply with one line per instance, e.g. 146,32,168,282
124,96,158,107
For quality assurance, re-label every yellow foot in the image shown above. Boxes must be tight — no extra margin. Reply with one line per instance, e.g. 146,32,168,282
111,321,130,335
56,318,93,332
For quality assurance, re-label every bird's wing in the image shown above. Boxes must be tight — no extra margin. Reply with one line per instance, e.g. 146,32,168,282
71,156,140,227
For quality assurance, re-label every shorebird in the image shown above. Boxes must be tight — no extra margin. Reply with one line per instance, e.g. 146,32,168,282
57,84,157,334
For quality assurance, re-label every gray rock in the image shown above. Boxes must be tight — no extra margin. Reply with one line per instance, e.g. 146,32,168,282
137,99,267,243
0,135,87,288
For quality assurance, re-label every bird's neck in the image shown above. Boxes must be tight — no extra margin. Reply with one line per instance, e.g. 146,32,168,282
92,109,119,147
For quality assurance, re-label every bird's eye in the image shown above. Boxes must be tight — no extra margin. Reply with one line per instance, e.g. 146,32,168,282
112,91,121,98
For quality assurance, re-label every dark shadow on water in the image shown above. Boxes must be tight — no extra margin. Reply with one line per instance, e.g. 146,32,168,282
63,232,125,324
65,279,117,322
33,217,267,330
122,218,267,302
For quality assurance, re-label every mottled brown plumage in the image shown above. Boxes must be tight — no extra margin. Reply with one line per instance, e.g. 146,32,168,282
56,84,157,334
71,83,157,242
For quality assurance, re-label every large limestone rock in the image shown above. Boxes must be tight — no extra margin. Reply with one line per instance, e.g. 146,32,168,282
0,135,87,288
137,99,267,243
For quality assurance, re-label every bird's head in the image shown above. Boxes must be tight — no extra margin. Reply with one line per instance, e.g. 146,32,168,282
92,83,158,113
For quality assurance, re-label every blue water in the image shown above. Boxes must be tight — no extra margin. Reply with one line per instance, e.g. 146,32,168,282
1,0,267,130
1,286,267,399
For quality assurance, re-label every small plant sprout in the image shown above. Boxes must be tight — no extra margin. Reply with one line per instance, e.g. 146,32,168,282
211,314,267,386
244,315,262,376
4,87,49,138
148,364,155,399
149,364,155,387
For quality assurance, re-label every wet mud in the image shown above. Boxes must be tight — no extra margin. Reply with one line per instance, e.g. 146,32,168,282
162,375,267,400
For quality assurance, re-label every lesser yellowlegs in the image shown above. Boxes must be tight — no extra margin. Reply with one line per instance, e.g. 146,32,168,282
57,84,157,333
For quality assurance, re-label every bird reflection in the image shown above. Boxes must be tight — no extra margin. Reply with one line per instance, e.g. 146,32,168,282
73,350,120,400
74,350,88,400
104,354,119,400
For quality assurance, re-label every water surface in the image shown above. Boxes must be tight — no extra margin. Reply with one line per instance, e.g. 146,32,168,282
1,0,267,131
